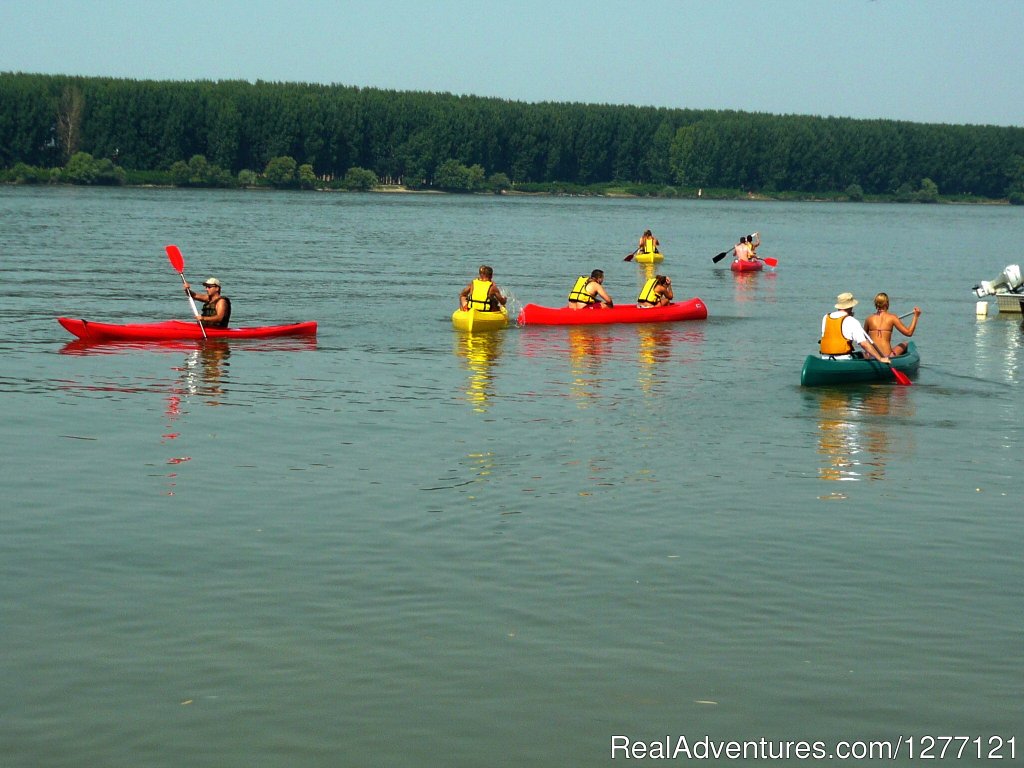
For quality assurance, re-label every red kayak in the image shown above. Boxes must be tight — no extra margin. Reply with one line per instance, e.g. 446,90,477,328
58,318,317,342
517,297,707,326
730,259,763,272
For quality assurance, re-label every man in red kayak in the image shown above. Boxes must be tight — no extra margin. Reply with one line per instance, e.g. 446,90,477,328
184,277,232,327
820,292,890,363
734,235,753,261
568,269,614,309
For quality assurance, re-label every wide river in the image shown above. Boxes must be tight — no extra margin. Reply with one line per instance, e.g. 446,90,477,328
1,186,1021,766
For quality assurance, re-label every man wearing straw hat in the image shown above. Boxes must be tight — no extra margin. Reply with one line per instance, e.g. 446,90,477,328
819,292,890,363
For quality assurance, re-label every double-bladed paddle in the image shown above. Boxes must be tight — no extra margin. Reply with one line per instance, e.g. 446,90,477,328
624,247,639,262
165,244,207,339
712,249,779,267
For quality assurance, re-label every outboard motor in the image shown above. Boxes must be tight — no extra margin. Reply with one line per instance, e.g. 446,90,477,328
974,264,1023,297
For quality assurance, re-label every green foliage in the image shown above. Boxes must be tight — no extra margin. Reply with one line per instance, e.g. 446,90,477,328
916,177,939,203
894,182,916,202
435,159,485,192
60,151,125,185
62,151,99,184
169,154,233,187
8,162,52,184
487,172,512,193
298,163,317,189
264,156,297,187
845,183,865,201
342,166,378,191
3,73,1024,201
237,169,259,187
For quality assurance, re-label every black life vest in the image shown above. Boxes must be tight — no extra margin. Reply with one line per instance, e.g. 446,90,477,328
202,296,231,328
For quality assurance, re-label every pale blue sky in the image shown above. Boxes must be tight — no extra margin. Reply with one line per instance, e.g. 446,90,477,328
2,0,1021,126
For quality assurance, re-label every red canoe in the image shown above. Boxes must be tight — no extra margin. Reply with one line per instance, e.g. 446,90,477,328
730,259,763,272
58,318,317,342
517,297,707,326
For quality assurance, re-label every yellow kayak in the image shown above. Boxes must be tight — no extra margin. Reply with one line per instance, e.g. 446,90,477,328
634,251,664,263
451,306,509,332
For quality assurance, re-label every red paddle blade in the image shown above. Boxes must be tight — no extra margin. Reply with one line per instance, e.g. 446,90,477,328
165,244,184,273
762,257,778,267
890,365,912,386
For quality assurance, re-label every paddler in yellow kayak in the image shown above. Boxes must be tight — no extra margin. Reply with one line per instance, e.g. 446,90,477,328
458,265,507,313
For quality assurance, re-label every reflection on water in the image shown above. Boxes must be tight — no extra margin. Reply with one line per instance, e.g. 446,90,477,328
732,268,777,305
973,314,1023,384
567,326,615,406
733,271,758,303
175,341,231,405
454,331,504,412
810,386,915,486
636,325,673,393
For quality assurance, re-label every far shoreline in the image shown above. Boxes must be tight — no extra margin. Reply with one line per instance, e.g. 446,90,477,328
1,179,1014,205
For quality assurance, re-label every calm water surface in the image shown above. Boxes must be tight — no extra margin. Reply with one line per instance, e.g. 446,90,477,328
1,187,1021,766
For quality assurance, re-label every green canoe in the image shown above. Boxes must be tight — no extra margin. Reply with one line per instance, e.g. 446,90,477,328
800,342,920,387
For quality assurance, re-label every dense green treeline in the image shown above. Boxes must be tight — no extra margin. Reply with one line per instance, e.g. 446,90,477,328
3,72,1024,200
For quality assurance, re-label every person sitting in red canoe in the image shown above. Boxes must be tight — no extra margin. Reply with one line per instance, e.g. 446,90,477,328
863,292,921,357
734,235,753,261
458,265,507,313
183,277,231,327
747,232,760,259
820,291,890,363
637,229,660,257
568,269,614,309
637,274,674,307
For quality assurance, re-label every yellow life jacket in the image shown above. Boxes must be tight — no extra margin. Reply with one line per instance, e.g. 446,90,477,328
568,276,596,305
638,277,660,305
820,314,854,355
639,235,657,255
468,279,497,311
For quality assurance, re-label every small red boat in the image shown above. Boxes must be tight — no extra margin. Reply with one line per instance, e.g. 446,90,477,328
58,318,317,342
730,259,763,273
517,297,707,326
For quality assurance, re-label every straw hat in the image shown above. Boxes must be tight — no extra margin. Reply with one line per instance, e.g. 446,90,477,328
834,292,858,310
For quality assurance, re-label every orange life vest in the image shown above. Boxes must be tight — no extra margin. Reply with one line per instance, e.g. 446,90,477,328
820,314,854,355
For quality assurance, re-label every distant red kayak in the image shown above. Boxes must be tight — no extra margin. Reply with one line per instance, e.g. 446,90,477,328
517,297,707,326
730,259,763,272
58,318,317,342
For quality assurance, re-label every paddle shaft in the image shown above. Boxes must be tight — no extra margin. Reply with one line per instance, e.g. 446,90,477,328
713,233,758,263
165,245,207,339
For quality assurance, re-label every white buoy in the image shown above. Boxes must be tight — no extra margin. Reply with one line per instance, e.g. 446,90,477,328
976,301,989,317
